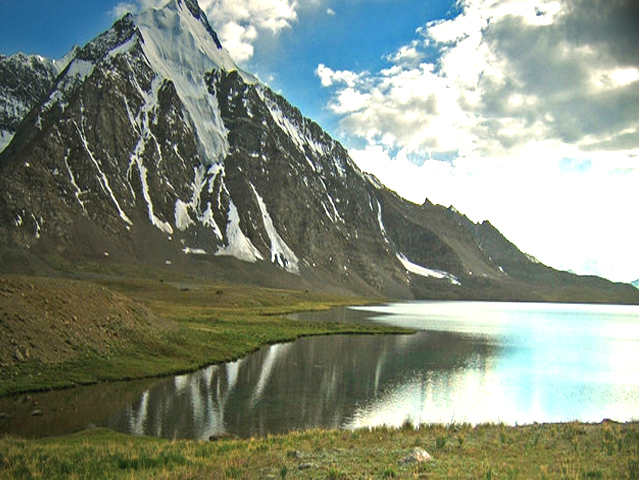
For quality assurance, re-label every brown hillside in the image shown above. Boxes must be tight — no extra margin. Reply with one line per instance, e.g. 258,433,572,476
0,275,174,365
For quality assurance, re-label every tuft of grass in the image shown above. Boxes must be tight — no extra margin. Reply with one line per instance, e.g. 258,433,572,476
435,434,448,450
327,466,347,480
400,418,415,431
382,466,397,478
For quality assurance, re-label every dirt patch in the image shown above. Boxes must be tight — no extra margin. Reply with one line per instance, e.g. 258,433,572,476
0,275,174,365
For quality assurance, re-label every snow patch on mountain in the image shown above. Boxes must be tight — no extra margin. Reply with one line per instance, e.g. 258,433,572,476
182,246,207,255
139,161,174,234
128,76,174,234
74,121,133,226
251,184,299,274
216,198,263,262
365,172,384,190
397,252,461,285
63,149,88,213
199,165,225,238
257,86,326,160
53,48,80,75
174,163,225,239
525,253,541,264
107,36,138,60
0,130,12,152
376,200,390,243
174,199,194,231
43,59,95,114
67,58,95,81
2,96,31,126
199,202,224,240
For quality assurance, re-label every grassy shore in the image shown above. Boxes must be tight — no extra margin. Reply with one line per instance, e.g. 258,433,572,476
0,273,408,397
1,421,637,479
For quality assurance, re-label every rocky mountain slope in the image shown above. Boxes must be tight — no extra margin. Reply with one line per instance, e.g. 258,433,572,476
0,52,71,152
0,0,635,304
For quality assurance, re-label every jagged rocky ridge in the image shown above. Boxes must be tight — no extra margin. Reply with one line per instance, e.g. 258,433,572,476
0,0,636,303
0,52,72,152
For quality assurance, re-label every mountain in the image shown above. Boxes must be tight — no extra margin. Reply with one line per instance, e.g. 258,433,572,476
0,0,636,304
0,52,71,152
632,280,639,289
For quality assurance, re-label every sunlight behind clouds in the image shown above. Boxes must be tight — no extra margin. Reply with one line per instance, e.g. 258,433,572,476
319,0,638,161
318,0,638,281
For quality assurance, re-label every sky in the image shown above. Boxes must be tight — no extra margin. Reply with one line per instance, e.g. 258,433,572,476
0,0,638,283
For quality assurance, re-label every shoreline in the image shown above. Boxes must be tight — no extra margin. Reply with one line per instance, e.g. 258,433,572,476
0,318,411,398
0,275,407,397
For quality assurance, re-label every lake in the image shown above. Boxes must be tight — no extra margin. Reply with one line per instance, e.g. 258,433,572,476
0,301,637,439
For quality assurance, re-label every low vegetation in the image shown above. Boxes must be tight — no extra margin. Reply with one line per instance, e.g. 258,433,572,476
0,421,637,479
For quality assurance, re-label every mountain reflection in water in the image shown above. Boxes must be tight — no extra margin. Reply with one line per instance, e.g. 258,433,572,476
108,331,492,439
0,330,492,439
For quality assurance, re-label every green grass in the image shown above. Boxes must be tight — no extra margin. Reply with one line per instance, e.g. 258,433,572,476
0,276,408,397
0,422,636,479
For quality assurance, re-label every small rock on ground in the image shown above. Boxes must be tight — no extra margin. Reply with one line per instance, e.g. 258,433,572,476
400,447,432,464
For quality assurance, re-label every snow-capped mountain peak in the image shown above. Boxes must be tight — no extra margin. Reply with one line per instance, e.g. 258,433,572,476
42,0,256,167
133,0,253,82
132,0,256,166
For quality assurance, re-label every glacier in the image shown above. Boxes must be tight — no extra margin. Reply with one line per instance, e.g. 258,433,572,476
133,0,255,167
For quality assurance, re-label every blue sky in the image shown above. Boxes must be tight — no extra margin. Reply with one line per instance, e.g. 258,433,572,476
0,0,638,282
0,0,455,139
0,1,116,58
245,1,459,131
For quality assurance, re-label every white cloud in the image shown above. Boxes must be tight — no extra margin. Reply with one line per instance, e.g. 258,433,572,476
200,0,298,33
331,87,370,114
326,8,336,16
112,2,139,18
112,0,167,16
320,0,639,160
201,0,298,62
316,64,363,88
386,43,425,68
216,21,257,62
319,0,639,282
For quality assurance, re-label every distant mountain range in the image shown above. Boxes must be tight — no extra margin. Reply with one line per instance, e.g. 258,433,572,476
0,0,636,304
